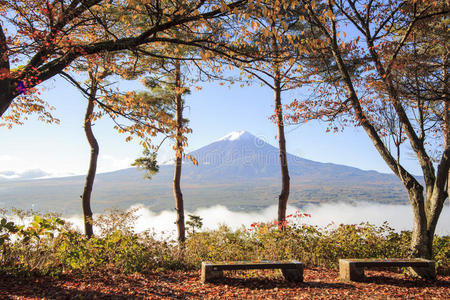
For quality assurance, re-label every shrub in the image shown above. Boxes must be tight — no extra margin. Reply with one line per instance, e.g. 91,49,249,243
433,235,450,274
185,216,448,272
0,213,67,276
0,209,448,276
185,225,257,263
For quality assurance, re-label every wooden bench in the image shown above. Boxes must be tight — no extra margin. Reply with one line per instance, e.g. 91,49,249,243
201,260,303,283
339,258,436,281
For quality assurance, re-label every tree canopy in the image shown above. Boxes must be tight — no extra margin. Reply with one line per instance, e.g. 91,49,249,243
0,0,247,119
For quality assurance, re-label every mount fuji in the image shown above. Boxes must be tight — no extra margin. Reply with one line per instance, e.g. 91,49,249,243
162,130,397,182
0,131,407,214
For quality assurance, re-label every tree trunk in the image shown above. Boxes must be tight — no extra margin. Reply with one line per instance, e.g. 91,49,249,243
442,48,449,198
275,75,290,226
407,186,432,258
173,61,185,244
271,34,290,226
0,87,13,117
81,75,99,238
409,182,448,259
0,24,13,117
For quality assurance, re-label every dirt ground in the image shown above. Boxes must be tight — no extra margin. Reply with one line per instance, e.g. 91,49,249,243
0,268,449,299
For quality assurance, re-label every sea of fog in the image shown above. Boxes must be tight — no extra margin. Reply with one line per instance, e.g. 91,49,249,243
5,202,450,238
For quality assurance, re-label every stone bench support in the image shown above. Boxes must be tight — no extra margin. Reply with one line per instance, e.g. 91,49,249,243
201,260,303,283
339,258,436,281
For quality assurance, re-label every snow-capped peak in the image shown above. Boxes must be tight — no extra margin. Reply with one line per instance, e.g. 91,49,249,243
218,131,253,142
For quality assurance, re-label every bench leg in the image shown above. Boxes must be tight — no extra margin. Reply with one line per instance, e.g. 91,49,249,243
201,264,223,283
408,265,436,280
282,265,303,282
339,260,364,281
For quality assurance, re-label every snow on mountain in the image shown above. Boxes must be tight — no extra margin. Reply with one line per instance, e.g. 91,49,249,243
217,131,254,141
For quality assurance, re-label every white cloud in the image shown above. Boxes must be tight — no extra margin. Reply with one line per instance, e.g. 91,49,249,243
39,171,80,179
0,155,65,176
0,153,135,179
0,152,137,178
0,174,19,180
0,155,23,172
62,203,450,238
0,168,77,180
0,155,15,161
302,203,416,230
97,155,134,173
0,169,51,180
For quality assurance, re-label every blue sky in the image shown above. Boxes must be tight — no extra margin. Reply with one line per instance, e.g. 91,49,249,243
1,73,422,178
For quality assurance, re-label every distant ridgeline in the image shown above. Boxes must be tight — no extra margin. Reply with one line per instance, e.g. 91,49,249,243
0,131,409,215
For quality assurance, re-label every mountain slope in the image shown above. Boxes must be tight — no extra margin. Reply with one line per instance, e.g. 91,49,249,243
0,131,408,214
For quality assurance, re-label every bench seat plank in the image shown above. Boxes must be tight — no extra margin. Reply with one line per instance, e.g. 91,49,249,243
201,260,303,283
339,258,435,281
205,260,301,270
